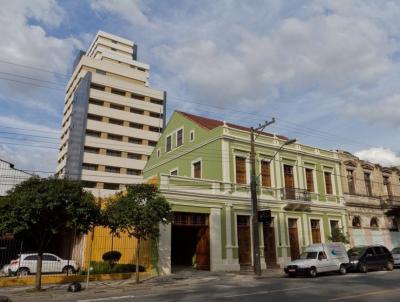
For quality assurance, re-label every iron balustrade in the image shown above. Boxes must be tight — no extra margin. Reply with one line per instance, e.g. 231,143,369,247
281,188,311,201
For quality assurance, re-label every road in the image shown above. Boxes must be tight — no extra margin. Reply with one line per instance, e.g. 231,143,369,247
4,269,400,302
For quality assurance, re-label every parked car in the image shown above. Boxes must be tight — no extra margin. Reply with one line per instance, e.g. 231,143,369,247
284,243,349,278
7,253,79,276
391,247,400,266
348,245,394,273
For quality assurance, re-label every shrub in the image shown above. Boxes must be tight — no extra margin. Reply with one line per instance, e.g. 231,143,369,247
102,251,122,264
81,261,145,275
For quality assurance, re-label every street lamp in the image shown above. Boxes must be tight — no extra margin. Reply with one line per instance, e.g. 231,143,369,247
250,137,296,275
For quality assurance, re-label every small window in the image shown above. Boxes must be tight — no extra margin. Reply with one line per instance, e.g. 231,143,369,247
129,137,142,145
127,153,141,160
148,140,157,147
82,163,98,171
150,112,163,118
324,172,333,194
364,172,372,197
107,134,123,141
89,99,104,106
170,169,178,176
150,98,163,105
110,103,124,111
193,161,201,179
109,118,124,126
84,147,99,154
352,216,361,228
129,122,143,129
127,169,141,176
370,217,379,228
87,114,102,121
189,130,195,142
305,168,314,192
106,150,122,157
235,156,247,184
166,135,172,152
111,88,125,96
82,181,97,188
157,149,161,159
104,183,120,190
261,161,271,187
131,93,145,101
149,126,161,133
90,83,105,91
177,129,183,147
86,130,101,137
105,166,120,174
130,108,144,115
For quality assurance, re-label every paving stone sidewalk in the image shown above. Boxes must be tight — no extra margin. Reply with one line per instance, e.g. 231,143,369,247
0,268,284,301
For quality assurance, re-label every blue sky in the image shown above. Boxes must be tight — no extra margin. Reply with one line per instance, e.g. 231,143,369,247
0,0,400,173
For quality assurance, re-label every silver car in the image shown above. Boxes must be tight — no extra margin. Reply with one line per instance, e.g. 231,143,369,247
392,247,400,266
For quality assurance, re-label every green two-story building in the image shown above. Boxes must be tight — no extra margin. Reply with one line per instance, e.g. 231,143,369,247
143,111,347,273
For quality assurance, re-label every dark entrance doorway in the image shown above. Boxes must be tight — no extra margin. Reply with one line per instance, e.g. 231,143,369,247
171,212,210,270
263,218,278,268
288,218,300,260
237,215,251,267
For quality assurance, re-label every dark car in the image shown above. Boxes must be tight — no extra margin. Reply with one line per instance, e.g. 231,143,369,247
348,245,394,273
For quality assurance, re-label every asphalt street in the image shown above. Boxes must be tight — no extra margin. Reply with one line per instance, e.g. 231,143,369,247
3,269,400,302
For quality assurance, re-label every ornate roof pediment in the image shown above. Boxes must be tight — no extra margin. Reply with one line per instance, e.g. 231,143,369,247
344,160,357,168
381,167,392,174
361,162,374,171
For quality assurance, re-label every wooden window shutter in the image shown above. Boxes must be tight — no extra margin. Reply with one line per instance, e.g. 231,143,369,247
193,161,201,179
324,172,333,194
235,157,247,184
305,168,314,192
261,161,271,187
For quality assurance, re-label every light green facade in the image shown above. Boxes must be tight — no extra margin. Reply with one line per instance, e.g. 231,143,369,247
144,111,347,272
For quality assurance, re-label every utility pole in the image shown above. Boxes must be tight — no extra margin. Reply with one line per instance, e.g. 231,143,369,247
250,118,275,276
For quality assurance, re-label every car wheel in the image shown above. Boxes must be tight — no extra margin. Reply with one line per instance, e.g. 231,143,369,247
386,261,394,271
339,264,347,275
359,263,368,273
309,267,317,278
17,268,30,276
62,266,75,275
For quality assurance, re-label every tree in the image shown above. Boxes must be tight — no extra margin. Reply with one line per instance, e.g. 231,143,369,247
0,177,101,290
328,228,349,244
104,184,171,283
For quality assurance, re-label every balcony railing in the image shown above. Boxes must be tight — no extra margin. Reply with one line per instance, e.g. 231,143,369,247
280,188,311,201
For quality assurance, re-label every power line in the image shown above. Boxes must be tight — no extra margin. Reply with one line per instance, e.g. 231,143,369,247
0,77,64,91
0,71,65,86
0,59,69,78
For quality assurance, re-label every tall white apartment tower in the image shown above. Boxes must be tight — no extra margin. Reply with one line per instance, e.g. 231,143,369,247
56,31,166,196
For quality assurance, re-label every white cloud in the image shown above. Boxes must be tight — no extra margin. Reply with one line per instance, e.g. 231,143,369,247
345,94,400,127
355,147,400,167
90,0,154,28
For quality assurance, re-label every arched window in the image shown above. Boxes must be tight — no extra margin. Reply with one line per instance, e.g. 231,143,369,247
352,216,361,228
370,217,379,228
390,218,399,232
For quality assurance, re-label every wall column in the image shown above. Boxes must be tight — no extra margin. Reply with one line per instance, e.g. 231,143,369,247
224,204,240,270
157,223,171,275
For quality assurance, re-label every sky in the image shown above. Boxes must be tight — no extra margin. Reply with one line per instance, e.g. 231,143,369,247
0,0,399,174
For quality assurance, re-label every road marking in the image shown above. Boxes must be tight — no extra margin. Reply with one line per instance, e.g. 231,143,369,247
329,288,400,301
223,286,314,298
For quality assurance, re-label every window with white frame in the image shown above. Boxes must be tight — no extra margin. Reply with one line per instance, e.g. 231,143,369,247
189,130,195,142
176,129,183,147
193,161,201,179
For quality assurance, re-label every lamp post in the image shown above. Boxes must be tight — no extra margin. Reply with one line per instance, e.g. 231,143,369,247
250,133,296,275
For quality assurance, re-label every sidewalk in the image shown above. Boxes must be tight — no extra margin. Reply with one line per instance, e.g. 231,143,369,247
0,268,284,301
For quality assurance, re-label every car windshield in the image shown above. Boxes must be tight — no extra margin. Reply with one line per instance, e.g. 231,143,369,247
392,248,400,254
348,247,366,258
299,252,318,259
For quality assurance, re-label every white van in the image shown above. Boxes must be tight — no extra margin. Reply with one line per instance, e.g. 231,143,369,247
284,243,349,277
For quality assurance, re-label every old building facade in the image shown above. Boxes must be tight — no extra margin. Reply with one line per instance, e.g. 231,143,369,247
144,111,347,273
338,151,400,250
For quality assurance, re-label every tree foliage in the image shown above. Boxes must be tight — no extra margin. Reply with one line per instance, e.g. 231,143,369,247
0,177,101,290
104,184,171,282
328,228,349,244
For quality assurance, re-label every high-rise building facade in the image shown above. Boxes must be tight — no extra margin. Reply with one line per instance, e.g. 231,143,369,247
56,31,166,196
